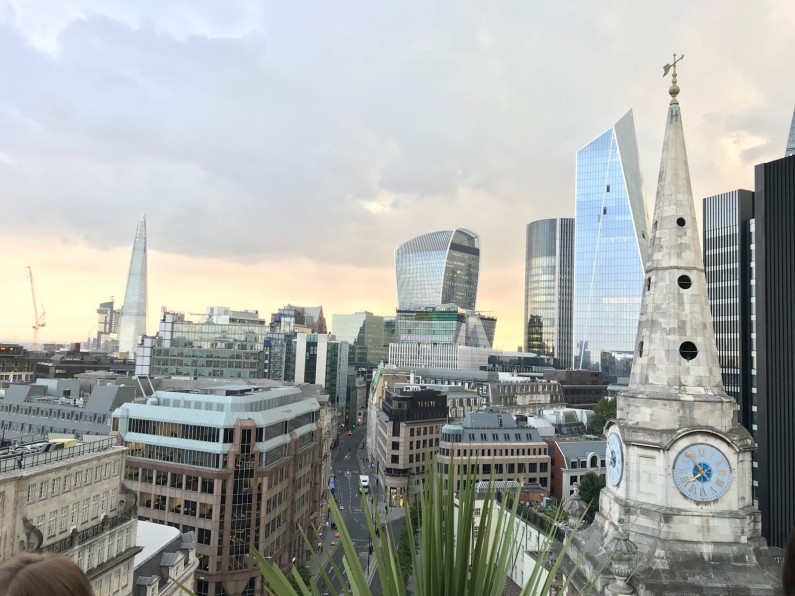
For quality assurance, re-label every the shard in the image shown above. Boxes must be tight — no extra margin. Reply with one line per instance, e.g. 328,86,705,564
786,104,795,157
117,214,147,355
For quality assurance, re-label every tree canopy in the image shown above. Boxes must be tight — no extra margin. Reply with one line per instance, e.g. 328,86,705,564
587,397,616,436
577,471,606,522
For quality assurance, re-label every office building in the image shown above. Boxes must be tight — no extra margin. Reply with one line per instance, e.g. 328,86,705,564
438,412,551,492
265,305,327,382
702,190,755,432
376,385,447,506
136,308,269,380
395,228,480,310
786,105,795,157
331,312,388,368
113,384,324,596
573,110,650,383
0,343,38,383
288,333,350,407
1,436,139,595
34,344,134,379
524,218,574,368
118,215,148,356
702,155,795,548
754,153,795,548
96,299,120,353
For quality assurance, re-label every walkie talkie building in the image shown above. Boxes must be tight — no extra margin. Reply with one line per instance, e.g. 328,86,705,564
394,228,480,310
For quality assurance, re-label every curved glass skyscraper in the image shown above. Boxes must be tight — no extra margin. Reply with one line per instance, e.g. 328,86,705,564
573,110,650,382
394,228,480,310
118,214,148,355
524,218,574,368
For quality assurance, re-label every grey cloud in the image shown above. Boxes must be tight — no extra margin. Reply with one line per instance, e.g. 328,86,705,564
0,1,793,269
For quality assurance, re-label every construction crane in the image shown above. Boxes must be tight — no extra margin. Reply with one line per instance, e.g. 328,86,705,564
26,266,46,350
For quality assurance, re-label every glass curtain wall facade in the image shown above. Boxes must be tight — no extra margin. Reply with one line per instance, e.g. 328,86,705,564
754,155,795,548
702,190,755,432
524,218,574,368
395,229,480,310
331,312,388,368
147,311,269,378
118,214,148,355
573,110,650,383
786,105,795,157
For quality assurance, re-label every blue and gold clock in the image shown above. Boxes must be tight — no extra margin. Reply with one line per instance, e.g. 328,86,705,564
606,433,624,487
672,443,732,502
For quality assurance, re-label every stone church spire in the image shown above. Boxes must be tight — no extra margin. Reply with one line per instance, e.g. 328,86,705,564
621,57,737,431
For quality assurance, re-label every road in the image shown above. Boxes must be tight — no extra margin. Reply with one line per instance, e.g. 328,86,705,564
314,427,406,596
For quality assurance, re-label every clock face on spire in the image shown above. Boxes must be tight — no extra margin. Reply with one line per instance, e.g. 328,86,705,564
672,443,733,502
606,433,624,486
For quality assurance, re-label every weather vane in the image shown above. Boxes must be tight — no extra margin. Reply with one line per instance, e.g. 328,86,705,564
662,53,685,104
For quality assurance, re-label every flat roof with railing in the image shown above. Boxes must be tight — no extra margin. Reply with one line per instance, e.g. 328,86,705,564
0,436,120,475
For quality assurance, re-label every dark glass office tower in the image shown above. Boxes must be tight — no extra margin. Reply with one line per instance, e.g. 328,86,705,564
702,190,755,432
523,218,574,368
704,155,795,548
754,154,795,548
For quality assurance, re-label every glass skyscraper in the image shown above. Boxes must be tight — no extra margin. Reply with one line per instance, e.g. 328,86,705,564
786,105,795,157
394,228,480,310
524,218,574,368
117,214,148,355
573,110,650,383
331,312,388,368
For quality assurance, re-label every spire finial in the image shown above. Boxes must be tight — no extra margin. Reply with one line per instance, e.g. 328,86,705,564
662,53,685,104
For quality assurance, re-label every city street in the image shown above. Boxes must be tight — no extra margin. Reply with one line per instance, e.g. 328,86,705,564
313,426,406,596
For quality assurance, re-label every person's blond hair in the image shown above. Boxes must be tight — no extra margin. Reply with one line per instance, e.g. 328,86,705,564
0,553,93,596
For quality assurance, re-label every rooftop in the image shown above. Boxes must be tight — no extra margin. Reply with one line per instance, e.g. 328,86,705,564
0,436,119,475
135,521,181,569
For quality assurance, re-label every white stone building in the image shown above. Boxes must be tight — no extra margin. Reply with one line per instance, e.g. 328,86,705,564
1,436,139,596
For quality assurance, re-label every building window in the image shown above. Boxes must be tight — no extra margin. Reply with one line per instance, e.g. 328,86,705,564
75,471,82,488
540,463,548,473
47,511,57,536
391,455,399,464
110,488,118,511
59,506,68,533
39,481,48,500
27,485,35,504
101,492,108,516
63,474,71,492
81,499,89,523
87,544,95,570
52,477,61,496
71,503,79,526
91,495,99,519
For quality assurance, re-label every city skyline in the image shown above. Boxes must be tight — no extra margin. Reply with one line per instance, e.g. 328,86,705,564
1,2,794,351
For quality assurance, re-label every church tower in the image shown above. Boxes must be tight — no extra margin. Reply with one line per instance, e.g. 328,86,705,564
569,58,780,595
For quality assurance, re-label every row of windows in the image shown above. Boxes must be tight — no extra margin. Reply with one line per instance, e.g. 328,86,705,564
27,460,120,504
439,446,546,457
34,489,119,539
88,556,132,596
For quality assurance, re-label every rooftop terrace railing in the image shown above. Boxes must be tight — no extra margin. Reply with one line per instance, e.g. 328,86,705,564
0,436,117,474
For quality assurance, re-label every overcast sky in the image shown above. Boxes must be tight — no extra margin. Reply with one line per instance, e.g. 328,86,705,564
2,1,794,350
